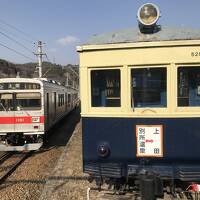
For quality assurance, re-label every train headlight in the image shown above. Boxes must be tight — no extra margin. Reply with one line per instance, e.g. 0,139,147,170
97,143,110,158
32,117,40,123
137,3,160,27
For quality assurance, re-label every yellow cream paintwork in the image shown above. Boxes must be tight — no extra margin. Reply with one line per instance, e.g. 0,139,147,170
78,40,200,118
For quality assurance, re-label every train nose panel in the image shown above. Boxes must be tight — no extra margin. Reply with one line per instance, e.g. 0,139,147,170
0,111,44,135
14,116,44,132
0,115,15,133
14,111,44,133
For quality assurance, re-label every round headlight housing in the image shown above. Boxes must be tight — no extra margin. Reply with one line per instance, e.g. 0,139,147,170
137,3,160,27
97,143,110,158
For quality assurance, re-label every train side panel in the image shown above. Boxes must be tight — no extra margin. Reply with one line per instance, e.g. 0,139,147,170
82,117,200,180
43,82,79,131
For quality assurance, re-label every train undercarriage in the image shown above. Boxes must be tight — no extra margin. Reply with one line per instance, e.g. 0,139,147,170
86,164,200,200
0,133,43,151
88,175,200,200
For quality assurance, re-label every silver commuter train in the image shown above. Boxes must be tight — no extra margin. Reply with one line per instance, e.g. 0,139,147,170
0,77,79,151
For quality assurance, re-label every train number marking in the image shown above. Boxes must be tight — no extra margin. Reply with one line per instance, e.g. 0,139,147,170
15,118,25,123
191,52,200,57
136,125,163,157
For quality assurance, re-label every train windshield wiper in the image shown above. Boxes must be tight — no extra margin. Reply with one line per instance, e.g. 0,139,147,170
0,102,6,111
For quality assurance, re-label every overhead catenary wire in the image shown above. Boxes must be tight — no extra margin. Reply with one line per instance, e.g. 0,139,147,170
0,18,37,42
0,30,34,54
42,67,52,77
67,65,79,77
44,44,52,63
0,26,33,44
45,54,51,63
42,54,54,77
0,42,35,62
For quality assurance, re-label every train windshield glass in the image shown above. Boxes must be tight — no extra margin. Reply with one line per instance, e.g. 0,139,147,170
0,93,41,111
178,67,200,107
91,69,121,107
16,93,41,111
0,93,14,111
131,68,167,108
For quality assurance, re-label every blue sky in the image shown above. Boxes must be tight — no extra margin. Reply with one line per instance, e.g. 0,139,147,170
0,0,200,65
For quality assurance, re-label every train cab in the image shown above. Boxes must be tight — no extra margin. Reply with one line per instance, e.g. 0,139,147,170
0,78,44,151
0,77,79,151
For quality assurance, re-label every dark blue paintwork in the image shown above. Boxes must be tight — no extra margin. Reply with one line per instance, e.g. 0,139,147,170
82,117,200,180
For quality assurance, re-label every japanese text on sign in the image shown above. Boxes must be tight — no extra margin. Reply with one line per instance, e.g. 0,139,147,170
136,125,163,157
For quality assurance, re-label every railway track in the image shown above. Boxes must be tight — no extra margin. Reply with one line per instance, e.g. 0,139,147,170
0,151,32,184
0,152,14,165
87,188,200,200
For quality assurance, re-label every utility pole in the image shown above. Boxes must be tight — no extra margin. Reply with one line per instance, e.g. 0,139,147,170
34,41,46,78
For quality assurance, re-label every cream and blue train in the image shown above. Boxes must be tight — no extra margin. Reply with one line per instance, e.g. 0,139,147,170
78,3,200,199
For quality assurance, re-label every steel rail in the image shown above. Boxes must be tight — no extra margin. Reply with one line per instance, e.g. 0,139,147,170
0,152,14,165
0,151,32,184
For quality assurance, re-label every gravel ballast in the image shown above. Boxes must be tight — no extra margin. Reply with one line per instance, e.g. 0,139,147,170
0,108,80,200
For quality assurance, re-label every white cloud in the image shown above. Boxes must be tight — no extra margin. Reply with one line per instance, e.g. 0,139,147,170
56,35,80,46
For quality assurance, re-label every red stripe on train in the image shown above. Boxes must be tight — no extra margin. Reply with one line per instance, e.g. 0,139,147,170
0,116,44,124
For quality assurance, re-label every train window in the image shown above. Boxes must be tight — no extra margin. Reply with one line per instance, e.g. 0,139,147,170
178,67,200,107
91,69,121,107
16,92,41,110
58,94,64,107
62,94,64,106
58,94,61,107
0,93,14,111
131,68,167,108
68,94,71,106
65,93,68,108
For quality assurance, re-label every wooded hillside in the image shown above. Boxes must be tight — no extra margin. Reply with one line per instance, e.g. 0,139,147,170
0,59,79,86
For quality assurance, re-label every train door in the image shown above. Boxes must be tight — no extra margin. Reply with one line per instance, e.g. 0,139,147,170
54,92,57,119
46,93,50,127
68,93,71,110
0,93,15,132
72,94,74,108
65,93,68,111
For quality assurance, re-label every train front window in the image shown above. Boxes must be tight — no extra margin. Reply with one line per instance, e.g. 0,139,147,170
131,68,167,108
16,93,41,110
0,93,14,111
91,69,121,107
178,67,200,107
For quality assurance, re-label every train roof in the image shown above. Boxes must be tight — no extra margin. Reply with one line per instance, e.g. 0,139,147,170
83,26,200,46
0,78,42,83
0,78,66,88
